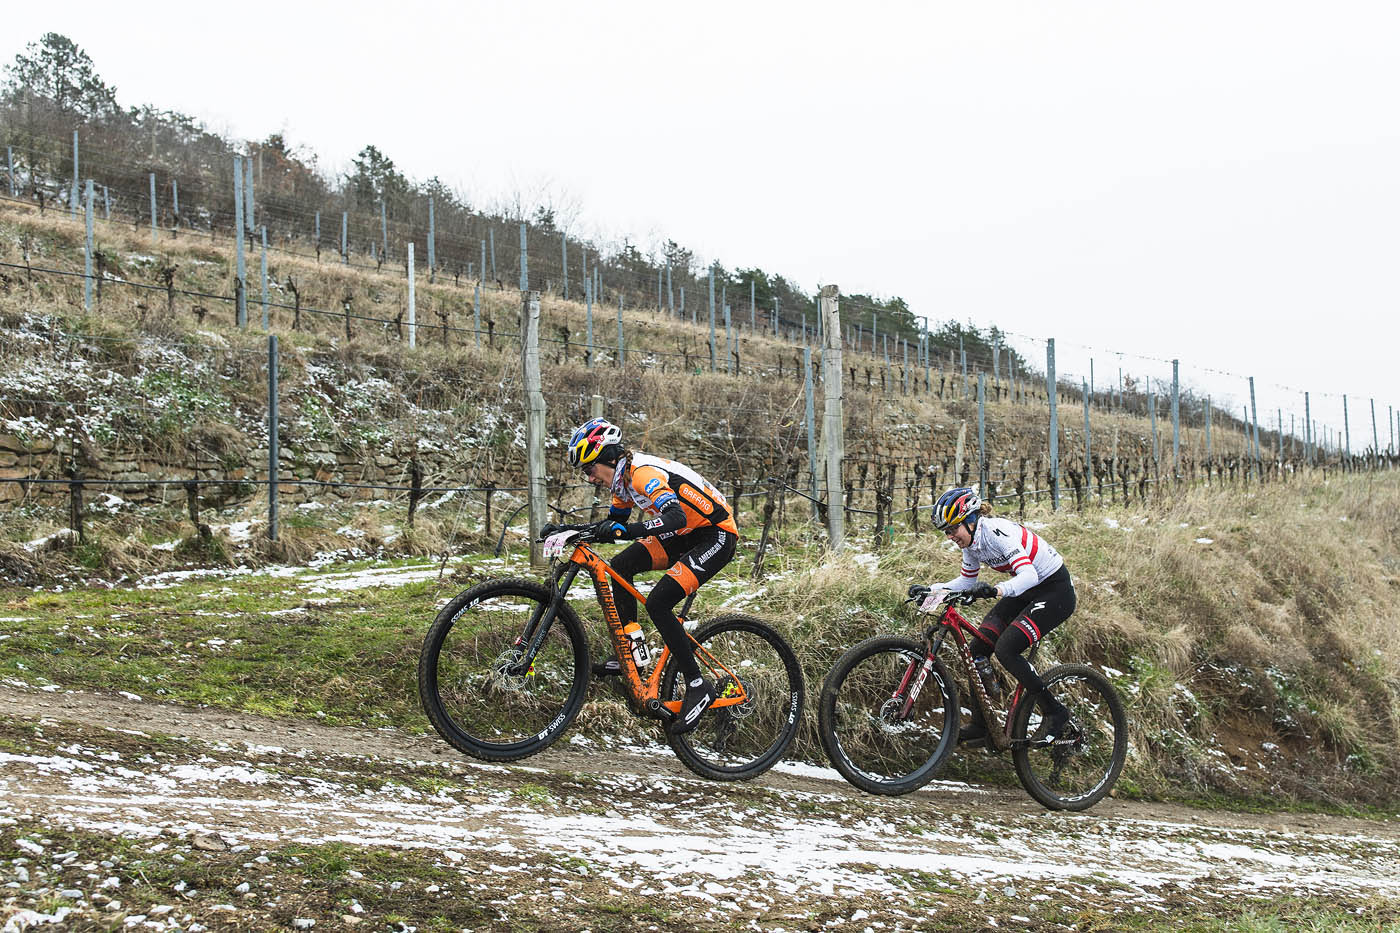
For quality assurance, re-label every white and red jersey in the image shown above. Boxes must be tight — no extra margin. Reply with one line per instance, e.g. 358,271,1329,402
941,516,1064,598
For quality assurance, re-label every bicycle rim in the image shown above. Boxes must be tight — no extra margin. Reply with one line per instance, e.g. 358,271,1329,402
664,614,804,782
1011,664,1127,811
818,635,958,796
418,578,588,761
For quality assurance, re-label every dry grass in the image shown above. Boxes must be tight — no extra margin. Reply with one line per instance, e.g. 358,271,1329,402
735,470,1400,804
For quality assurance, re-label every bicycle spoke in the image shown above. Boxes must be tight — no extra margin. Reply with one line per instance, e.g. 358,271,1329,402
419,579,587,761
666,614,804,782
819,637,958,795
1012,666,1126,811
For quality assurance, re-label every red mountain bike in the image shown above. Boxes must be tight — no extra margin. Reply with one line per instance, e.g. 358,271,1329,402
817,586,1127,810
418,522,804,782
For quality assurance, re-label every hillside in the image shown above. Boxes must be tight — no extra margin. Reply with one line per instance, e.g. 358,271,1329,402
2,175,1400,811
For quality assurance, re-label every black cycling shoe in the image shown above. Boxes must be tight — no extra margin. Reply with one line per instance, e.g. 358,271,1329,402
668,677,714,736
591,659,622,678
1038,702,1073,745
957,723,989,748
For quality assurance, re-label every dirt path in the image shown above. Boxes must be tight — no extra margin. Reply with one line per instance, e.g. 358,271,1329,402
3,684,1400,931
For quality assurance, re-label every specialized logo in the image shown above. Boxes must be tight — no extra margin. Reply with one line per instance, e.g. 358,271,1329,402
1028,601,1046,615
678,484,714,514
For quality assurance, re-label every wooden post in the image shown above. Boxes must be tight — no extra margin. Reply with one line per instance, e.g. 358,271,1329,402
819,285,845,550
522,290,547,567
408,458,424,527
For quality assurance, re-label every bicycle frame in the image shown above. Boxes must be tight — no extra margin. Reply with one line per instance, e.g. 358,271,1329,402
518,533,750,720
920,601,1033,753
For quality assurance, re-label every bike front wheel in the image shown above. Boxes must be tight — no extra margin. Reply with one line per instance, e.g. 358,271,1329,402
817,635,960,796
1011,663,1128,811
662,613,805,782
417,577,589,762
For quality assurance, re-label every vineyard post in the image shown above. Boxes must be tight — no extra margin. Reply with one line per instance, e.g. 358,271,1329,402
260,226,269,330
978,372,988,494
585,277,594,368
1171,359,1180,480
70,130,78,216
1251,377,1263,479
244,156,255,232
408,242,417,349
341,211,348,265
708,265,717,372
268,334,279,542
1047,338,1059,510
428,198,436,282
522,289,546,568
380,199,387,260
820,285,845,550
234,156,246,327
171,179,179,235
519,222,528,291
1083,378,1091,498
804,347,818,518
1371,398,1380,468
83,180,93,311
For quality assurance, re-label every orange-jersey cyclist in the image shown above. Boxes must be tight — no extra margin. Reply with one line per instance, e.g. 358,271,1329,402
566,418,738,735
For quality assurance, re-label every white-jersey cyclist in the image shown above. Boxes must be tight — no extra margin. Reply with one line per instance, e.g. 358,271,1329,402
921,486,1075,746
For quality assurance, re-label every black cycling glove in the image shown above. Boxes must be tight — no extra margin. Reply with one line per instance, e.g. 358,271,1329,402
590,519,629,541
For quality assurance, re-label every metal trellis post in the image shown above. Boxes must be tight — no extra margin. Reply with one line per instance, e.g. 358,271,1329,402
70,130,78,216
1047,339,1059,509
708,266,717,371
804,347,818,518
1171,359,1180,478
268,334,279,542
408,242,417,349
260,226,269,329
978,372,988,493
83,180,93,311
234,156,246,328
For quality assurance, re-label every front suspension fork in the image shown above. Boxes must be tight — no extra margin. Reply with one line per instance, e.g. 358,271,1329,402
509,564,579,673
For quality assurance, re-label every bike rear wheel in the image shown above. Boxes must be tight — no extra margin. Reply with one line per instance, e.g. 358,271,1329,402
1010,663,1127,811
662,613,805,782
417,577,589,762
817,635,960,796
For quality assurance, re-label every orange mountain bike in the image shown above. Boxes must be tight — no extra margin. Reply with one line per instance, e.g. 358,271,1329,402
817,586,1127,810
417,522,804,782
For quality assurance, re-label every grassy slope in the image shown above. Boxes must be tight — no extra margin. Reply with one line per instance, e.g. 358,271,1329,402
2,470,1398,810
2,194,1398,808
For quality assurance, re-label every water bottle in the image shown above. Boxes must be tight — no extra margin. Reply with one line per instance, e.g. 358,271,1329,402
973,656,1003,704
623,622,651,669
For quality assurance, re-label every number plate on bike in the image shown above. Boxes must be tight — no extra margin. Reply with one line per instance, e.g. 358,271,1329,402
543,530,581,559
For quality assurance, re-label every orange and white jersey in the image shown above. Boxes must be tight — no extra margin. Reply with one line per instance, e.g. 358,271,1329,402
610,453,738,536
943,516,1063,597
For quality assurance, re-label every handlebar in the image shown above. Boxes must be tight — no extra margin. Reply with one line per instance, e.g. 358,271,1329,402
539,521,599,543
906,583,989,610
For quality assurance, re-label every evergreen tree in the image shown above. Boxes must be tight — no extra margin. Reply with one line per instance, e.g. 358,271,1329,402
2,33,119,120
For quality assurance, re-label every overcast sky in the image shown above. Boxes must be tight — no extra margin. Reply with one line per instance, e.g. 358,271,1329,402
6,1,1398,450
